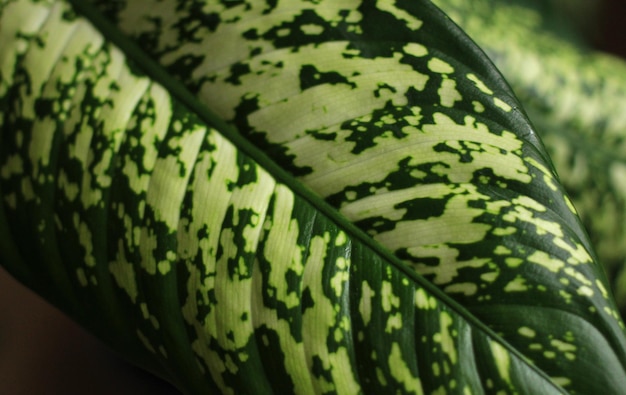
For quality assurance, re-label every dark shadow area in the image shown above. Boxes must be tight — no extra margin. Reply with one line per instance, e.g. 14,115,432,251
0,267,181,395
595,0,626,58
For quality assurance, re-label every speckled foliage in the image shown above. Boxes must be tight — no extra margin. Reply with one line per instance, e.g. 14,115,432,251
0,0,625,394
431,0,626,315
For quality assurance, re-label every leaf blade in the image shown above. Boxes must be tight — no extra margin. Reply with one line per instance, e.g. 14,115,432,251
1,0,625,393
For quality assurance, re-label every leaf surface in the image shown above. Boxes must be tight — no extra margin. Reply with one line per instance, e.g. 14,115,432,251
432,0,626,317
0,0,625,394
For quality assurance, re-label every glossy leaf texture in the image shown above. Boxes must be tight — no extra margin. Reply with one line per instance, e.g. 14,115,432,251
0,1,624,394
431,0,626,317
83,0,626,392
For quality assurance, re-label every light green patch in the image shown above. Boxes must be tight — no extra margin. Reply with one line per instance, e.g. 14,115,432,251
432,362,440,377
246,43,428,153
526,157,559,192
327,347,360,395
157,259,171,275
385,313,402,333
403,42,428,57
502,205,563,237
388,343,423,395
330,265,350,298
73,214,95,268
376,367,388,386
428,57,454,74
504,275,528,292
472,100,485,113
494,245,511,255
443,282,478,296
480,272,499,283
28,117,57,179
492,227,516,236
552,377,572,388
415,288,437,310
550,339,576,353
0,1,53,95
300,23,324,35
359,281,374,326
76,268,88,287
335,231,348,246
513,196,546,212
139,226,159,274
528,250,564,273
555,238,592,266
245,187,314,394
258,183,303,309
518,327,536,338
505,257,523,268
543,351,556,359
380,203,492,258
493,97,512,112
489,340,511,386
576,286,593,297
377,1,423,30
410,245,489,286
381,281,400,312
109,240,138,303
57,170,79,201
421,113,531,183
560,290,572,304
466,73,494,95
276,27,290,37
0,154,23,179
19,4,81,120
435,311,457,364
146,124,205,229
301,231,359,395
438,78,462,107
596,279,609,299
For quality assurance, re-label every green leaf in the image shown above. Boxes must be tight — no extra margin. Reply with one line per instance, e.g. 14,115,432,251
0,0,625,394
432,0,626,317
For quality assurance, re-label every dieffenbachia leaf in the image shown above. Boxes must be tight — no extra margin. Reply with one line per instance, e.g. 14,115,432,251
431,0,626,317
82,0,626,391
0,0,625,394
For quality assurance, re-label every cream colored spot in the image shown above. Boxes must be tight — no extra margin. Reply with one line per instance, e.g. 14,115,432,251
518,327,536,338
439,78,462,107
444,282,478,296
404,43,428,57
489,340,511,385
528,250,564,273
467,73,494,95
389,343,423,394
435,311,457,364
377,1,423,30
428,57,454,74
493,97,512,112
504,276,528,292
301,24,324,35
359,281,374,326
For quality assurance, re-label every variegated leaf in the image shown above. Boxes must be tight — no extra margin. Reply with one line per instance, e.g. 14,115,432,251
432,0,626,317
0,0,625,394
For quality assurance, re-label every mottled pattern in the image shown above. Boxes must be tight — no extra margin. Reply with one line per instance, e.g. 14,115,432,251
432,0,626,316
0,0,625,393
77,0,626,392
